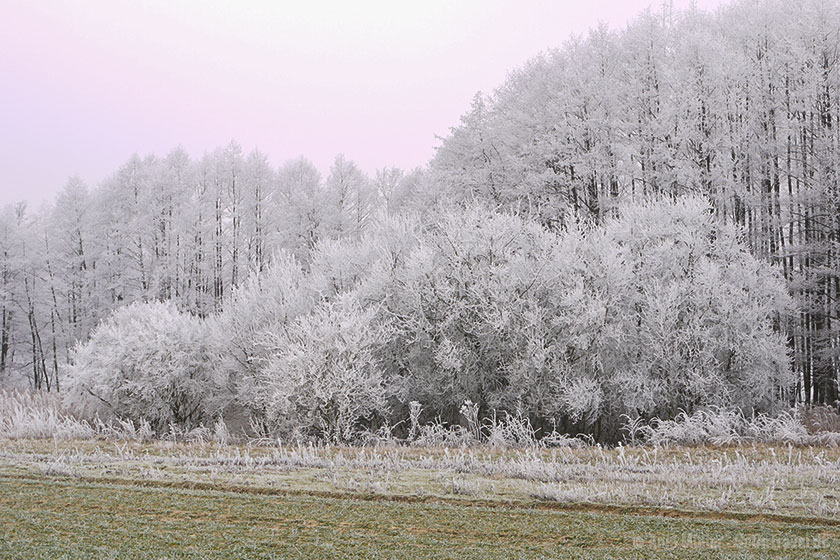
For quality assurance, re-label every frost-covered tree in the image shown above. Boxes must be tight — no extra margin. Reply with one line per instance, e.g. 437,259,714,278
0,207,16,384
275,157,324,261
322,154,377,239
578,197,793,434
50,196,793,441
373,207,560,422
241,149,276,273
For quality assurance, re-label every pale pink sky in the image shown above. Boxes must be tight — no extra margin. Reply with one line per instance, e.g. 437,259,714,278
0,0,727,206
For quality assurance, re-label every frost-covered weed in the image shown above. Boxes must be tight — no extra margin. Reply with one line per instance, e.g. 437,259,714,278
628,407,840,447
413,418,473,447
95,417,155,441
446,476,482,496
0,390,218,443
485,411,536,448
531,483,585,503
6,388,840,458
408,401,422,441
0,390,95,440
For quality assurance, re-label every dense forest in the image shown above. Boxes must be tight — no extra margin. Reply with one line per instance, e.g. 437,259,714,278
0,0,838,441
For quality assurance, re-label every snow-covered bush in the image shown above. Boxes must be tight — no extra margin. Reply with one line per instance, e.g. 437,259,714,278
211,252,315,424
256,298,392,442
587,196,793,426
65,301,220,431
375,207,564,422
367,198,793,439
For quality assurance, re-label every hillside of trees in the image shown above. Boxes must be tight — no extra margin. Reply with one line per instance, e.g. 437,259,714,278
1,0,838,441
433,0,840,406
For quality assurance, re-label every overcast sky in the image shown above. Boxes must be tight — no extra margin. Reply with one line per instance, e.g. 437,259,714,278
0,0,728,207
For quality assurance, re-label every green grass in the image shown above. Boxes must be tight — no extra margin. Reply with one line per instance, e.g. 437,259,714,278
1,475,838,559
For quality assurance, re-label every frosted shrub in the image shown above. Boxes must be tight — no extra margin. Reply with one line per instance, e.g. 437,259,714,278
65,301,221,431
212,253,314,421
349,200,792,440
574,197,793,431
56,199,796,444
378,207,570,421
257,299,391,442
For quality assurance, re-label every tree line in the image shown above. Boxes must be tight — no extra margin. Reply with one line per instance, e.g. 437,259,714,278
0,145,433,391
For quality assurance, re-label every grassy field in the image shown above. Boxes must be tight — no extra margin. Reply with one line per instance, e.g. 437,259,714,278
2,475,839,559
1,439,840,558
